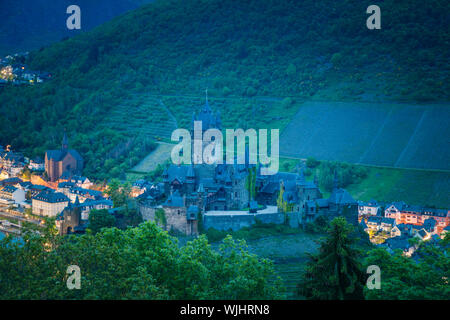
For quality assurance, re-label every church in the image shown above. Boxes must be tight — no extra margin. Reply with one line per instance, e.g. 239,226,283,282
45,133,83,182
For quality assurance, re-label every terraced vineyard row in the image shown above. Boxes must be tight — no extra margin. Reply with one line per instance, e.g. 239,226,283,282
102,94,178,140
280,101,450,171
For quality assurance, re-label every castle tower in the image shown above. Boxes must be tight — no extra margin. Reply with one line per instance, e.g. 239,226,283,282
186,164,195,194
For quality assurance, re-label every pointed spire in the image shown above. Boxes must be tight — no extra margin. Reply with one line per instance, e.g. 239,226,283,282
62,129,68,150
74,196,80,206
203,88,211,113
197,183,205,193
187,164,195,179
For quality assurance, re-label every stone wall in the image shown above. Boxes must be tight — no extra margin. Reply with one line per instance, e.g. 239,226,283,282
203,212,285,231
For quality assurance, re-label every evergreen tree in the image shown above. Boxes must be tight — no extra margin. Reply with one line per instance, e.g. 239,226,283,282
298,217,366,300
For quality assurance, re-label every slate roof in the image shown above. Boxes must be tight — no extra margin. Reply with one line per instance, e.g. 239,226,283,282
0,177,23,186
367,216,382,224
187,205,199,220
1,185,17,194
417,229,428,238
381,217,396,225
360,220,368,229
163,190,184,207
58,182,75,189
166,165,190,184
328,188,356,205
45,149,83,162
423,218,437,231
193,98,221,131
386,237,412,251
70,187,103,199
33,190,69,203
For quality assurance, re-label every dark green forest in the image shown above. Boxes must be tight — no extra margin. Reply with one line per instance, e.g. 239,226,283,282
0,0,448,181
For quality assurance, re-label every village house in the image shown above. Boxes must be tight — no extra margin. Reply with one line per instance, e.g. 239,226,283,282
0,177,23,187
0,185,26,206
385,202,449,234
358,200,382,219
70,175,93,189
367,216,382,231
441,226,450,239
28,157,44,171
32,190,69,217
45,133,83,182
380,217,396,233
55,196,114,235
0,150,25,177
383,236,416,257
28,184,50,198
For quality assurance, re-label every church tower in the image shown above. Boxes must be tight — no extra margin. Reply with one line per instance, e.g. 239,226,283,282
62,131,68,151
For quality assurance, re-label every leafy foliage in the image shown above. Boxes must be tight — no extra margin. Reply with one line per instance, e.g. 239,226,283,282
0,222,284,299
0,0,448,182
363,240,450,300
87,209,116,234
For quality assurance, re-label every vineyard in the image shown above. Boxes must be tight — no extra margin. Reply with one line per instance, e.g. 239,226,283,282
280,101,450,171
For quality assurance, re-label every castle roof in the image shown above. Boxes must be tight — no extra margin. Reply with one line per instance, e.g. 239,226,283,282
163,190,184,208
187,205,199,220
328,188,356,205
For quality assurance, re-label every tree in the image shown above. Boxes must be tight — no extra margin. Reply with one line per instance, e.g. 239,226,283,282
105,179,130,208
298,217,366,300
0,222,284,299
364,241,450,300
88,209,116,234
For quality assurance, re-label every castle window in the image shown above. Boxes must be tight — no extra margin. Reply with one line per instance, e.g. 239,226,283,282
177,210,180,215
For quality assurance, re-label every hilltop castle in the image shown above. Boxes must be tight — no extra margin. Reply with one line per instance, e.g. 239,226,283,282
138,96,358,235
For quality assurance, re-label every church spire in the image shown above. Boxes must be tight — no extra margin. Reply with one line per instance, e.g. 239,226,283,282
62,130,68,151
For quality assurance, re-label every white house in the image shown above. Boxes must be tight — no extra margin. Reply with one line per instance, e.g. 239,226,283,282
0,185,26,205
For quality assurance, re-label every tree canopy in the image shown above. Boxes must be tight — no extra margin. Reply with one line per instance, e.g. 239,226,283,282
0,222,284,299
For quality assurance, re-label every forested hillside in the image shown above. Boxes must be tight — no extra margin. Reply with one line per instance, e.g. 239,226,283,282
0,0,154,55
0,0,448,181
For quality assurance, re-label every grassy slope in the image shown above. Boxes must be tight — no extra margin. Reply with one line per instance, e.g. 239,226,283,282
346,166,450,208
280,157,450,208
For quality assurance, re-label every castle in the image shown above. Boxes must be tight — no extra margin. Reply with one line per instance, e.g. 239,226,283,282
139,97,358,235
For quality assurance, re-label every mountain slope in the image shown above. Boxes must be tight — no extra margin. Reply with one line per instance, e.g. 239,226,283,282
0,0,448,180
0,0,154,55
